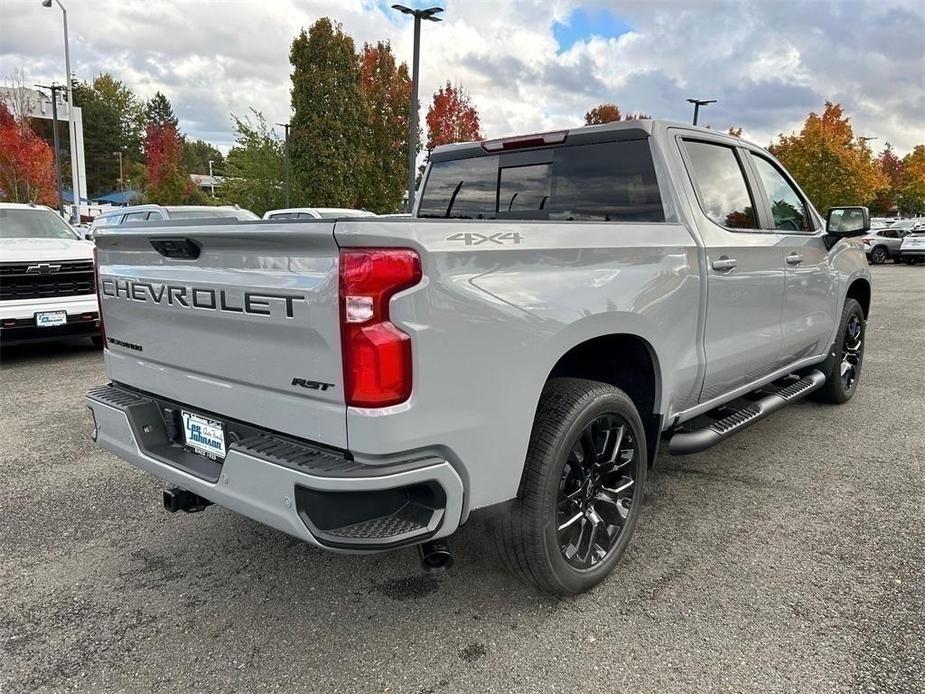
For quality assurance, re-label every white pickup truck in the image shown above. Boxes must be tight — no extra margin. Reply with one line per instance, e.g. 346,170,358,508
0,203,100,346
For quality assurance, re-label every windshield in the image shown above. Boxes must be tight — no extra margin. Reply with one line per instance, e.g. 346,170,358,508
0,208,78,239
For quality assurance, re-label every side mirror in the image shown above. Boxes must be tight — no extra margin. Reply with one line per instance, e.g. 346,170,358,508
826,206,870,237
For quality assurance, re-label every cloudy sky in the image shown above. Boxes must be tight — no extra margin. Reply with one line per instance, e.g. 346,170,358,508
3,0,924,154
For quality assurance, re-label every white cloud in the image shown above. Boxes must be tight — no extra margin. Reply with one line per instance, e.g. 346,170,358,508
2,0,922,153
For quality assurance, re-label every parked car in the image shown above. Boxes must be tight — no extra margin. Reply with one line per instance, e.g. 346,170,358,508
869,217,896,230
862,225,918,264
86,120,871,595
89,205,259,234
263,207,376,220
899,228,925,264
0,203,100,346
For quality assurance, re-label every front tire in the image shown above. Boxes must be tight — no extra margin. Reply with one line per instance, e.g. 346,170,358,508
814,298,865,404
488,378,647,596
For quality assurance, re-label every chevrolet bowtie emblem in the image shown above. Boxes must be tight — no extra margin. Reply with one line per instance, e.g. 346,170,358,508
26,263,62,274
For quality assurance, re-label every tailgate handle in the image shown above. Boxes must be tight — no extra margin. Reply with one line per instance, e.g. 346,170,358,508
150,238,201,260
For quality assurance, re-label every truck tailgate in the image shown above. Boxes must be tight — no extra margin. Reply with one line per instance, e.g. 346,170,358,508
96,222,346,448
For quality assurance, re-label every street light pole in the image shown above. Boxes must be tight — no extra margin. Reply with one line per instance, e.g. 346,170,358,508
275,122,290,208
391,4,444,213
112,151,123,193
208,159,215,197
36,83,65,216
686,98,717,126
42,0,81,223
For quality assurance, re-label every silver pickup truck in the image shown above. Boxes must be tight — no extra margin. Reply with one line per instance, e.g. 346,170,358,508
86,120,871,595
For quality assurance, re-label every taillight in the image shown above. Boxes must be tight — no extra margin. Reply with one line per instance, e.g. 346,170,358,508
862,238,871,245
339,248,422,407
93,245,107,346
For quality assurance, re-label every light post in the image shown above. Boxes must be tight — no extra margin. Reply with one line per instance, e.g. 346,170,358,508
391,4,444,213
687,98,716,126
113,151,123,194
208,159,215,197
42,0,81,223
35,83,66,216
275,122,290,208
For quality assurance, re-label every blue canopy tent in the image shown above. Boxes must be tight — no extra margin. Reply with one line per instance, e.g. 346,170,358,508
92,190,141,205
61,189,91,204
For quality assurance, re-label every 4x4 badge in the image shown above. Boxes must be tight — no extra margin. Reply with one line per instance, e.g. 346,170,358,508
446,232,523,246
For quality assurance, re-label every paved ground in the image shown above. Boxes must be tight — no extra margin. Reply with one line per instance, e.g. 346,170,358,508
1,265,922,693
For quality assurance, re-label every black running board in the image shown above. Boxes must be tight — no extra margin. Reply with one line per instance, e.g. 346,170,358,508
668,370,826,455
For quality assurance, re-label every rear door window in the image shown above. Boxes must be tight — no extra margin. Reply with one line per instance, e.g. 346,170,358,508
122,212,148,222
418,139,664,222
682,140,758,230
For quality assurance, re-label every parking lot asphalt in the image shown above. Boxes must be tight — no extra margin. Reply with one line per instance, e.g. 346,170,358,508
1,264,922,693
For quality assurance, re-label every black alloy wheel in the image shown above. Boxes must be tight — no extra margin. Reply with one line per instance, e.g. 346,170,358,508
841,312,863,394
556,414,638,569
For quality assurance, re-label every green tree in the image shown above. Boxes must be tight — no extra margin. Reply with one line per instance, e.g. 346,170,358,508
145,91,179,129
220,110,285,216
359,40,411,213
898,145,925,216
71,73,144,196
770,102,886,213
289,18,369,208
183,138,225,174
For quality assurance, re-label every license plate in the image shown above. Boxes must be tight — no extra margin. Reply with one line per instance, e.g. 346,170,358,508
35,310,67,328
181,411,226,460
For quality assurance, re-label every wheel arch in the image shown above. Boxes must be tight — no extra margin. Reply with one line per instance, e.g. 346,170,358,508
846,277,871,318
543,333,663,468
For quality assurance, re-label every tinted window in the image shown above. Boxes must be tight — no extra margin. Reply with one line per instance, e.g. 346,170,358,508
0,208,77,239
419,155,499,219
418,139,664,222
549,140,663,221
123,212,148,222
683,141,757,229
499,164,551,215
751,155,811,231
268,212,299,220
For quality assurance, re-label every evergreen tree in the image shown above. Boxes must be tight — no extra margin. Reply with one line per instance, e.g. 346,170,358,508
71,74,144,196
220,110,285,216
183,139,225,175
289,18,369,207
145,91,179,130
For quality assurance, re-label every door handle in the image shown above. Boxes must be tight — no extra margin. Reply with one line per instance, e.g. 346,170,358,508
786,253,805,265
712,257,737,271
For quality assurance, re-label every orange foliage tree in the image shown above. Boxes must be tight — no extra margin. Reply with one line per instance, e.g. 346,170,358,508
425,82,482,151
0,101,59,206
769,102,886,213
584,103,651,125
144,121,196,204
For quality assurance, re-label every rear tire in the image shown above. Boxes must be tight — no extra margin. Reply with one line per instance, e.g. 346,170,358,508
814,298,865,404
869,246,887,264
488,378,647,596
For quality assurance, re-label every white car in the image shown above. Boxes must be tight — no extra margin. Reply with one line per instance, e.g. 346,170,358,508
262,207,376,220
0,203,101,347
899,228,925,264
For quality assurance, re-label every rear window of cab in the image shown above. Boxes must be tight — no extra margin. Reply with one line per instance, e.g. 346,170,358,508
418,139,665,222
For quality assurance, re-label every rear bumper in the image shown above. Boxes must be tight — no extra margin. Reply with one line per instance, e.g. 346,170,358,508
900,249,925,258
85,384,464,552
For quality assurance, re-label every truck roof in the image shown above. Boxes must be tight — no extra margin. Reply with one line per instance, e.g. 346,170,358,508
429,118,746,162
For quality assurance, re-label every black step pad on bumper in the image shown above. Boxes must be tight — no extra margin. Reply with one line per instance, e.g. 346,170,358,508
668,370,826,455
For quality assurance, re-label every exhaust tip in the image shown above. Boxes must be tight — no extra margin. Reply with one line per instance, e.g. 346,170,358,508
418,540,454,574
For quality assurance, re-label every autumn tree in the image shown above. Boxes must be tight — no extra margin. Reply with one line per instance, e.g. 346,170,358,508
868,144,904,215
426,82,482,150
898,145,925,216
220,110,285,216
0,100,58,206
359,41,411,213
770,102,886,213
584,104,652,125
71,73,144,196
290,18,369,208
728,127,743,138
144,121,199,204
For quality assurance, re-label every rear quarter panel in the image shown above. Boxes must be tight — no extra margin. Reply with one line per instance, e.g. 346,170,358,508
335,218,702,512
